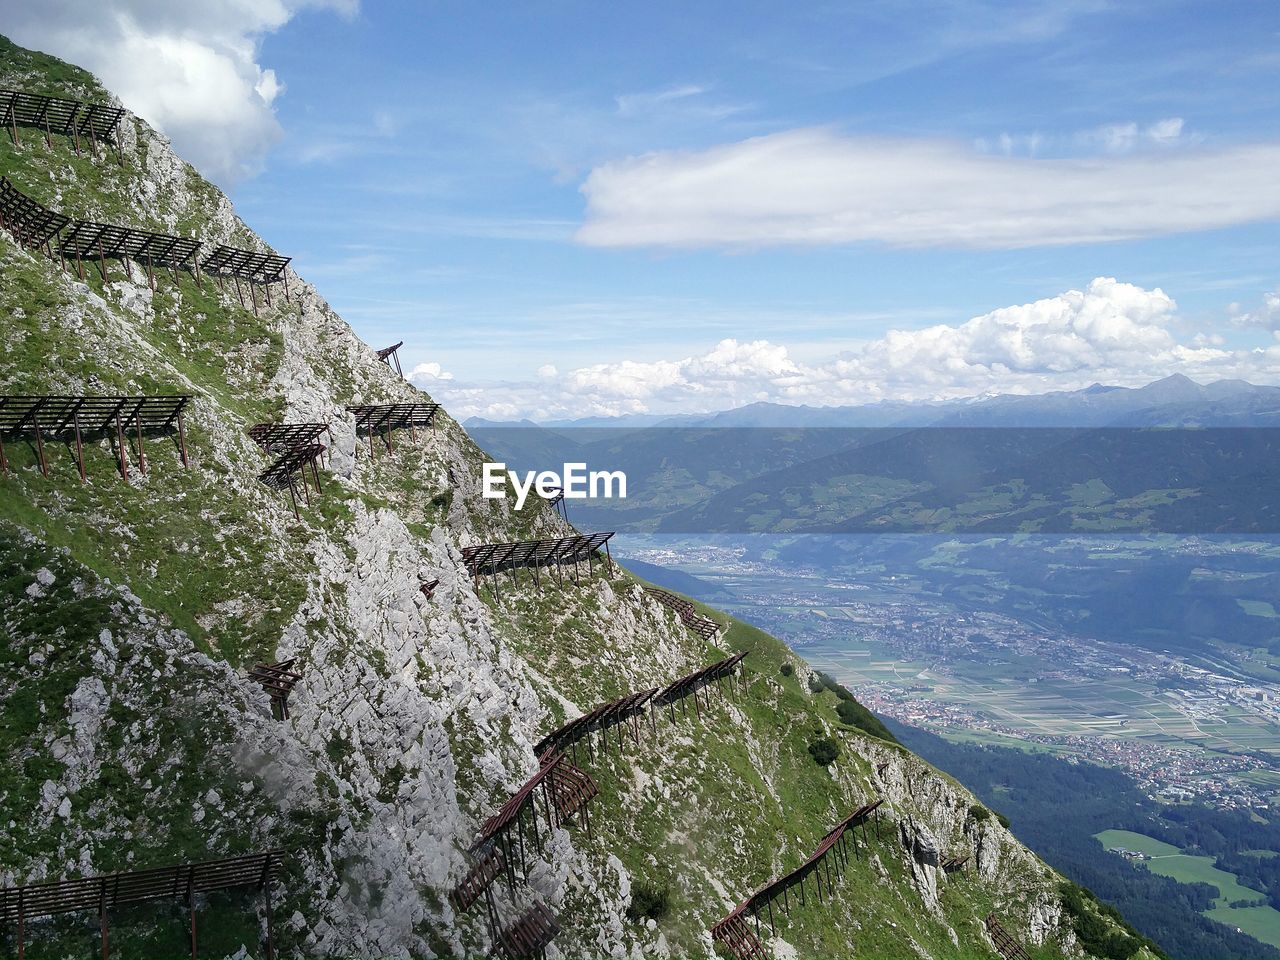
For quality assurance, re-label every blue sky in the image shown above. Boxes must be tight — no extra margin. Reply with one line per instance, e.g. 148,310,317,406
5,1,1280,418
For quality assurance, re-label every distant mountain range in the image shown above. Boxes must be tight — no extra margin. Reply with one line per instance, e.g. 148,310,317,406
467,377,1280,534
466,375,1280,430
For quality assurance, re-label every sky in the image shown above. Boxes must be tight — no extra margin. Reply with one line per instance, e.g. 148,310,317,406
3,1,1280,420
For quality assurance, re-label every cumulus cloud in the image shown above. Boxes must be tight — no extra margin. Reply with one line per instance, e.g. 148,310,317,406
419,279,1280,420
577,128,1280,250
408,361,453,381
0,0,357,183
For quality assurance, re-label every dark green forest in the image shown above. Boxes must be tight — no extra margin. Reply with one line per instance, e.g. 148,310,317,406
890,721,1280,960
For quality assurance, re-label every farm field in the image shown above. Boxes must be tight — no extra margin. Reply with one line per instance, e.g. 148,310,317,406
1094,829,1180,857
798,619,1280,762
1094,829,1280,948
1206,904,1280,949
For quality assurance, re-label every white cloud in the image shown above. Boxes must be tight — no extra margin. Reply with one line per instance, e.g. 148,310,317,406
577,127,1280,250
612,83,747,124
408,361,453,381
1145,117,1185,145
0,0,357,183
1076,117,1189,154
615,85,707,117
421,279,1280,420
977,118,1190,158
1233,289,1280,330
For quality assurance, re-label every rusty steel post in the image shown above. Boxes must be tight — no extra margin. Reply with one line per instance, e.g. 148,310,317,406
135,414,147,475
177,411,189,467
188,879,197,960
99,886,108,960
264,880,275,960
74,414,86,483
115,412,129,483
32,413,48,477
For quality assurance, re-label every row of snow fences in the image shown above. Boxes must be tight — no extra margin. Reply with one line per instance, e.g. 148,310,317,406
533,687,659,760
59,220,203,290
376,341,404,378
248,422,332,458
346,402,440,458
0,849,282,960
711,799,884,959
450,850,562,960
458,653,749,955
248,659,303,721
201,245,293,312
940,853,969,874
0,176,69,251
644,586,721,640
653,650,748,722
1,88,126,160
452,752,593,960
470,752,598,882
256,443,326,520
985,914,1032,960
540,485,571,522
496,900,561,960
249,422,332,519
532,652,749,766
0,395,190,483
0,177,291,308
462,532,615,596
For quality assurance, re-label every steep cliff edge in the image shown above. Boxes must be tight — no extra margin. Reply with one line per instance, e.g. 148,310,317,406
0,37,1141,960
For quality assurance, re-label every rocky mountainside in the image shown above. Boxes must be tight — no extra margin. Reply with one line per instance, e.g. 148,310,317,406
0,37,1144,960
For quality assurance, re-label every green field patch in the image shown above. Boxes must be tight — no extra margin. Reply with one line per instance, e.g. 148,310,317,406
1095,830,1280,946
1206,903,1280,947
1094,829,1181,857
1238,599,1279,618
1145,855,1267,904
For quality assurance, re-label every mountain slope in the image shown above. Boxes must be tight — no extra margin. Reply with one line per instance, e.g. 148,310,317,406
0,37,1135,960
